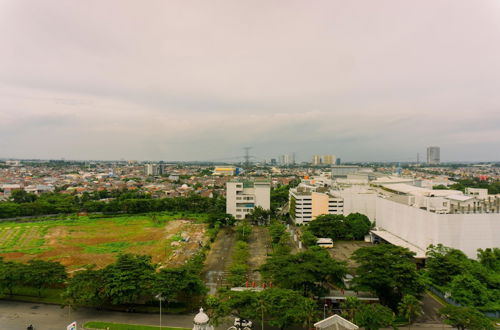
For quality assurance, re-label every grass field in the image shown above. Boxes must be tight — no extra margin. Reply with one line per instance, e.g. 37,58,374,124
0,213,208,271
85,321,190,330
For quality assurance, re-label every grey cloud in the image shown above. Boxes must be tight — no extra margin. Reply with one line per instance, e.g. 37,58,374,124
0,0,499,161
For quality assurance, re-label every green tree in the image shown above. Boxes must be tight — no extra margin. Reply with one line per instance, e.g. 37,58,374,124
398,295,423,325
351,244,423,310
0,259,27,296
154,265,207,304
308,214,347,240
269,221,287,245
345,213,372,240
354,303,394,330
477,248,500,272
247,206,270,225
101,254,155,305
439,305,494,330
63,266,105,307
300,229,318,248
261,248,347,296
341,296,362,322
425,244,469,285
235,220,252,242
23,260,67,297
0,202,20,218
448,274,490,307
10,189,37,203
261,288,316,330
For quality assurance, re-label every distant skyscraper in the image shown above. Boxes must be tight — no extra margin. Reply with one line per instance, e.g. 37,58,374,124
283,154,290,165
323,155,336,165
312,155,322,166
427,146,440,164
144,164,163,176
335,158,341,165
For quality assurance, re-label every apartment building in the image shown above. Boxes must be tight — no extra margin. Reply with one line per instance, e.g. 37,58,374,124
289,183,344,224
226,180,270,219
312,155,322,166
323,155,336,165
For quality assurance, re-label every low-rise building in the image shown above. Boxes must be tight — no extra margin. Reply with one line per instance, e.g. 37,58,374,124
289,182,344,224
226,179,270,219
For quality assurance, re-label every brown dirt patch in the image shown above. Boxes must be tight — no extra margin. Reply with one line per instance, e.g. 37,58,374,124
0,219,208,272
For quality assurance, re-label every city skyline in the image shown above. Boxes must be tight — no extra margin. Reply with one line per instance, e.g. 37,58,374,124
1,1,499,162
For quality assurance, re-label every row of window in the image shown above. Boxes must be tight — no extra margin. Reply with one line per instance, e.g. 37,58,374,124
236,196,254,201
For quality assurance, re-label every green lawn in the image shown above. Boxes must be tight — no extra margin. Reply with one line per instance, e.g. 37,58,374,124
84,321,190,330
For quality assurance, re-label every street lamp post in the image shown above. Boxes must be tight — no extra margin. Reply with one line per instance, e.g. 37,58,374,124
156,294,165,330
323,303,327,319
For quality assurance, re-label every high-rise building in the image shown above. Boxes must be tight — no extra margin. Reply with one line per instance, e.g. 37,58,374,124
312,155,322,166
278,153,296,166
427,146,440,165
144,164,163,176
226,180,270,219
323,155,336,165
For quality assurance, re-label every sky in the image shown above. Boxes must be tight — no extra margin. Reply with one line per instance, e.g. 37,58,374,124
1,0,499,162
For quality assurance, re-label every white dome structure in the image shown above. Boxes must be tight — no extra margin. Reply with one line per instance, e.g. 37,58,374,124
193,307,213,330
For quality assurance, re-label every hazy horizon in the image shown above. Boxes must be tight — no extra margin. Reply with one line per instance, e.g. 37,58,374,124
1,1,499,162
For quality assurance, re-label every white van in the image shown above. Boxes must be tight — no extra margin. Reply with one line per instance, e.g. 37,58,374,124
317,238,334,248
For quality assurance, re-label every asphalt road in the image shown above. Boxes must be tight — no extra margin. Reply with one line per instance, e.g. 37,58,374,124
0,300,194,330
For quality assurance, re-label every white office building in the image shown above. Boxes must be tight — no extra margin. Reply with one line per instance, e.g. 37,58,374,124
226,180,270,219
343,183,500,259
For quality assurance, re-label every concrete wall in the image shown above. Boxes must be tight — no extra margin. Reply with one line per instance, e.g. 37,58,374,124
340,186,376,220
254,182,271,211
311,192,329,219
374,198,500,259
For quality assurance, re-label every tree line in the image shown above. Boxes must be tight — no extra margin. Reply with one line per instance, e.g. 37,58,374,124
0,253,207,309
433,178,500,195
0,190,226,219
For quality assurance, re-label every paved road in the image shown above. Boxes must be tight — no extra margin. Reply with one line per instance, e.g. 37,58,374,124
247,226,270,283
0,300,194,330
202,228,236,294
416,293,446,324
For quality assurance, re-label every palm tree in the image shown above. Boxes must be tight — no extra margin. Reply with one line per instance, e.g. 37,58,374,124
302,298,318,330
341,296,361,322
398,295,423,328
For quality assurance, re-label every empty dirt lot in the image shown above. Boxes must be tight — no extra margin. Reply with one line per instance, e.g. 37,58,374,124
0,216,208,271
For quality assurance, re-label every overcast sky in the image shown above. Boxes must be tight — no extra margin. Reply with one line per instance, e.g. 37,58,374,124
1,0,499,162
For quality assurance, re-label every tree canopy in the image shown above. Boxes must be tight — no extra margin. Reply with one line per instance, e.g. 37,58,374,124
260,248,347,296
351,244,423,310
306,213,372,241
